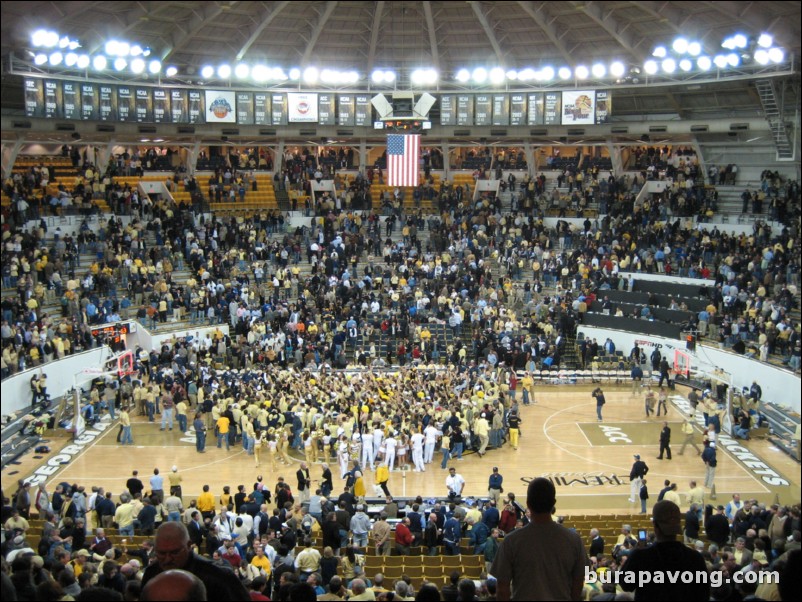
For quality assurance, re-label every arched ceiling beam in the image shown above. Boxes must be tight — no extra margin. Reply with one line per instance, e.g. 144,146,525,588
516,1,573,65
163,1,239,60
301,1,338,65
422,1,440,72
636,1,691,34
570,1,641,62
468,1,505,65
366,1,385,74
236,0,291,60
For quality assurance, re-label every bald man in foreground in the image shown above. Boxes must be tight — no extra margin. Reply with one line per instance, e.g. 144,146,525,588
141,522,250,601
141,569,207,601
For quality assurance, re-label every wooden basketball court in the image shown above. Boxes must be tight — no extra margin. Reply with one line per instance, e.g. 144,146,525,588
5,383,799,514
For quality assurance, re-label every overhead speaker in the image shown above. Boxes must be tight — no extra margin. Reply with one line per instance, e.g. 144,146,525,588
177,126,196,134
56,123,75,131
371,94,393,119
690,125,708,133
413,92,436,118
96,124,115,132
221,128,239,136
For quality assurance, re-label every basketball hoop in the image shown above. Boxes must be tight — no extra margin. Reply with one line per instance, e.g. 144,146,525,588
77,350,136,379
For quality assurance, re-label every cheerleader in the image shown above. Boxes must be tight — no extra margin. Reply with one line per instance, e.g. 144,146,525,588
267,430,279,470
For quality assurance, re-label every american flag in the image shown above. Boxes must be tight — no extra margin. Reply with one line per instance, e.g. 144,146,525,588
387,134,420,187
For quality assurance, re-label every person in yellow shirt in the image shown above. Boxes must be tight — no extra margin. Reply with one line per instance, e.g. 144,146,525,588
216,415,230,450
250,544,272,579
196,484,215,521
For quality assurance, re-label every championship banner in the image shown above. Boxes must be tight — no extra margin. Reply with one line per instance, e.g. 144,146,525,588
205,90,236,123
288,92,318,122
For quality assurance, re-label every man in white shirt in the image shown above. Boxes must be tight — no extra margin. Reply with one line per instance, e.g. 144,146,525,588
373,426,384,462
423,424,439,464
361,430,375,470
446,467,465,500
384,434,397,471
410,431,425,472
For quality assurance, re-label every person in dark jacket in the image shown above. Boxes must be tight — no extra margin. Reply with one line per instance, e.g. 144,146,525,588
685,504,701,543
705,504,731,547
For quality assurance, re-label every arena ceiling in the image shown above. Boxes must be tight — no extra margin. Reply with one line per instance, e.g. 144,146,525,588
1,1,800,120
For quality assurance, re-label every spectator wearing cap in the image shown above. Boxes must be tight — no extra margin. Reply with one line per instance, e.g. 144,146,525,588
474,412,490,456
488,467,503,506
628,454,649,504
69,549,92,579
621,500,710,600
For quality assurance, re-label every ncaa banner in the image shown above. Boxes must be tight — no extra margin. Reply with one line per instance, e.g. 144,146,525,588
205,90,236,123
288,92,319,123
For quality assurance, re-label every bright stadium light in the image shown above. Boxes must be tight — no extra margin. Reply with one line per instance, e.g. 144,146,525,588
303,66,319,84
661,58,676,73
757,34,773,48
489,67,505,84
148,60,161,74
768,47,784,63
34,53,48,65
610,61,626,78
679,58,693,72
456,68,470,83
713,55,728,69
558,66,572,80
644,60,658,75
165,65,178,77
49,52,63,66
652,46,667,58
217,64,231,79
574,65,589,79
591,63,606,78
540,66,555,81
697,56,712,71
687,41,702,56
131,58,145,74
472,67,487,83
505,69,518,80
252,65,269,81
93,55,107,70
235,63,250,79
519,68,536,81
64,52,78,67
672,38,689,54
114,57,128,71
76,54,90,69
200,65,214,79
